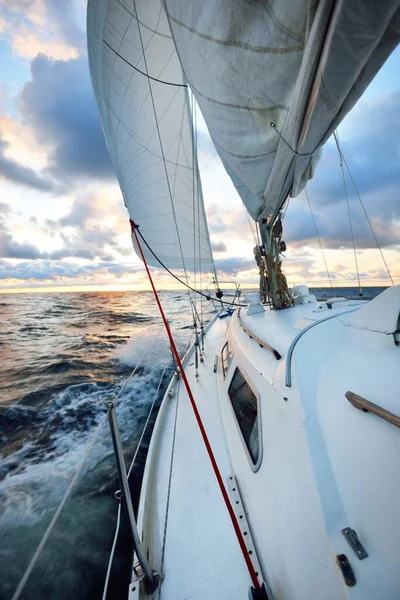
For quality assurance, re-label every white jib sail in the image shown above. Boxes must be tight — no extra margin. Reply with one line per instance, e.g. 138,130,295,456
87,0,216,274
164,0,400,222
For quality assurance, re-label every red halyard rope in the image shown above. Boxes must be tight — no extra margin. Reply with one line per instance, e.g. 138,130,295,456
130,220,260,590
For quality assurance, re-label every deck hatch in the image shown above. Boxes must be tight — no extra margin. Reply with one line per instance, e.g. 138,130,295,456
228,367,260,465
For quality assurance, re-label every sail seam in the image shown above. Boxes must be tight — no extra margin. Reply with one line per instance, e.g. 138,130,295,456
214,139,277,160
188,79,289,112
115,0,173,39
103,97,193,169
132,0,191,283
103,40,187,87
166,13,304,54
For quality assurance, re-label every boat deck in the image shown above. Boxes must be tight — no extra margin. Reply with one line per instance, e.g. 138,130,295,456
133,315,251,600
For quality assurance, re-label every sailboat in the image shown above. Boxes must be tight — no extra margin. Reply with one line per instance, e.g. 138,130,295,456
87,1,400,599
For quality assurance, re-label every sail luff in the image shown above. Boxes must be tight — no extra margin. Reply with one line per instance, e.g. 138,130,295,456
87,0,216,274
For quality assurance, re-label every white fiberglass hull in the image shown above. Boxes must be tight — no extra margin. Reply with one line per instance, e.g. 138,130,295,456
130,287,400,600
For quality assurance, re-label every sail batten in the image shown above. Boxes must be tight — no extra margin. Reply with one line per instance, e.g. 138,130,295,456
87,0,215,273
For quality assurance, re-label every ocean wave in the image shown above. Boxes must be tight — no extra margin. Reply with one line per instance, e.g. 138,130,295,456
0,290,194,597
19,326,49,333
0,359,170,475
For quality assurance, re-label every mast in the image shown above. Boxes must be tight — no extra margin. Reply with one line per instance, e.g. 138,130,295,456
162,0,400,308
257,214,292,310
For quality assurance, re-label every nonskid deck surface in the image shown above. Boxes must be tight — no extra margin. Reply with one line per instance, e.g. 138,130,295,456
134,287,400,600
139,316,251,600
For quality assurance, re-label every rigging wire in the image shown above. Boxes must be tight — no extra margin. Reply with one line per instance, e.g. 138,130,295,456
159,373,181,599
333,130,363,296
341,153,395,287
131,223,261,591
191,89,199,328
131,221,247,307
193,98,205,333
304,189,333,289
102,504,122,600
102,366,168,600
243,204,259,248
10,334,161,600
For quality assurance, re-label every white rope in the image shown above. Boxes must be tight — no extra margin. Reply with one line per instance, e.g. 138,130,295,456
11,332,161,600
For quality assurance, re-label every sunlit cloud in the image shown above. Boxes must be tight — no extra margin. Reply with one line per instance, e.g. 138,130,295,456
0,4,398,292
11,31,79,61
0,0,85,61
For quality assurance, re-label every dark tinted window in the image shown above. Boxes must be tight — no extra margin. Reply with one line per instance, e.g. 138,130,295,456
221,342,233,378
228,368,259,464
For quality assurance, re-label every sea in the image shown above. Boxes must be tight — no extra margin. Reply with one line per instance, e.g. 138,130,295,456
0,286,386,599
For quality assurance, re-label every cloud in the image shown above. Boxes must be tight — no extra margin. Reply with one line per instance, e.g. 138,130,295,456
0,136,55,191
11,32,79,61
282,91,400,251
211,240,227,253
0,203,49,259
19,54,114,182
284,188,400,251
0,259,141,282
215,256,256,276
1,0,85,60
0,191,132,262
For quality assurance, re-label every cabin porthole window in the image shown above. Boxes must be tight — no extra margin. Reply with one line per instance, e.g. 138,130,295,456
228,367,261,469
221,342,233,379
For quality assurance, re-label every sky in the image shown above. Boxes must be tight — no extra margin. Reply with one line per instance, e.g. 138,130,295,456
0,1,399,293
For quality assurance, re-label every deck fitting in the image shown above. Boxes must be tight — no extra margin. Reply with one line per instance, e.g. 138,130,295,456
249,582,271,599
342,527,368,560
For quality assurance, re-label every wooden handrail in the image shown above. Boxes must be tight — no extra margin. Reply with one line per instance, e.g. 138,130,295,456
345,391,400,429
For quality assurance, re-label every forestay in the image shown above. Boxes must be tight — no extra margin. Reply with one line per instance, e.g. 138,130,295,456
87,0,215,273
165,0,400,222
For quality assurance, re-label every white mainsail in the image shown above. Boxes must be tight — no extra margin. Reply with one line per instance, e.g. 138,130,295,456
87,0,215,273
165,0,400,222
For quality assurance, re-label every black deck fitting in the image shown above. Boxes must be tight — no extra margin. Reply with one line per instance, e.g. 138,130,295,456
249,582,270,600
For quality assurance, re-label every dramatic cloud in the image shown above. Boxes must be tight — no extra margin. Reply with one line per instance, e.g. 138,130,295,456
0,136,55,191
0,202,49,259
199,89,400,259
282,91,400,251
0,0,85,60
284,189,400,251
215,257,256,276
0,191,132,262
20,54,114,182
0,258,141,282
0,3,398,291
